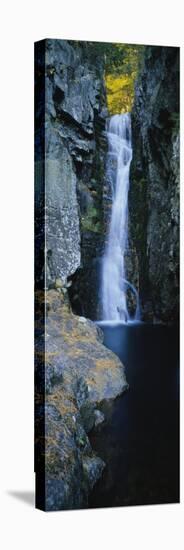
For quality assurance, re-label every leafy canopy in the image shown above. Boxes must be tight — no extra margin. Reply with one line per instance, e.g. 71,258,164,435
87,42,144,114
104,43,144,114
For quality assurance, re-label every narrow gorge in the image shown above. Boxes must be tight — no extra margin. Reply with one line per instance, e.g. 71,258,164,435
35,40,179,511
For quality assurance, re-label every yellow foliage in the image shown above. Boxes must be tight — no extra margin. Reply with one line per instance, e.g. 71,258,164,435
105,44,144,114
106,73,135,114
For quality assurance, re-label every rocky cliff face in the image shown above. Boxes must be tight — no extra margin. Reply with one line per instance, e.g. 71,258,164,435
35,39,128,511
129,46,179,323
43,40,108,318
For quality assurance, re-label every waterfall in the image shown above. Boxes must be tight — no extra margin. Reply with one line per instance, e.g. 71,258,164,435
101,113,140,322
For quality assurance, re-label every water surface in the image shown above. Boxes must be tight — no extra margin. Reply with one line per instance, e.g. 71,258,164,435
89,323,179,508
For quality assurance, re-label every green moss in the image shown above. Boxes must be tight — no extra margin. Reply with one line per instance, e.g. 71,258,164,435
81,205,103,233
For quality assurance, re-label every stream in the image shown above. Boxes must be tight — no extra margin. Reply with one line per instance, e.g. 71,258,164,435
89,322,179,507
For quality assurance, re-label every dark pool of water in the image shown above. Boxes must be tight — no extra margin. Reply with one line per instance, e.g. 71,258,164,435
89,323,179,508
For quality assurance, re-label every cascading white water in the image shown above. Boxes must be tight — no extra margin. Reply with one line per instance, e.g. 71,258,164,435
102,113,140,322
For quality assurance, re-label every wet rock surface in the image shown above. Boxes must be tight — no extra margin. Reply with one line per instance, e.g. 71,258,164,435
129,46,179,322
35,290,127,510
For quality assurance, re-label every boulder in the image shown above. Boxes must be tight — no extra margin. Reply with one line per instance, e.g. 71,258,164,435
35,290,128,510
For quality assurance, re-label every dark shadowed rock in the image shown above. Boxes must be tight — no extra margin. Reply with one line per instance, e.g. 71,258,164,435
129,46,179,323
